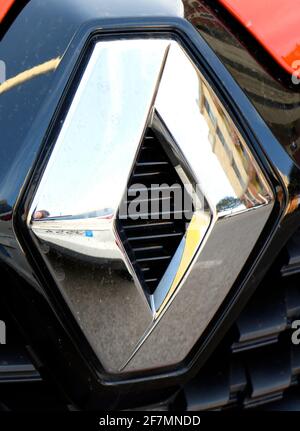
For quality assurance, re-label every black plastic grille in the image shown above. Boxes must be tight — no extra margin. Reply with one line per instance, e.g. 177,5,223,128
0,306,40,384
0,302,69,410
117,129,192,295
171,231,300,411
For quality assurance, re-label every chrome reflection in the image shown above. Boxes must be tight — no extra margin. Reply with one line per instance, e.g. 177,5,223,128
28,39,171,372
28,39,274,373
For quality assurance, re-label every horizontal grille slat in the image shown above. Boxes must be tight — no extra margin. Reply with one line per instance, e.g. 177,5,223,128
122,221,175,231
128,184,182,192
136,256,172,264
126,232,184,242
0,348,40,382
144,278,159,283
119,210,187,220
132,245,164,253
136,161,169,167
132,171,166,179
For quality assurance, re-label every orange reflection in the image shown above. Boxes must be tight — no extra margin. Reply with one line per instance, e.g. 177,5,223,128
0,0,15,22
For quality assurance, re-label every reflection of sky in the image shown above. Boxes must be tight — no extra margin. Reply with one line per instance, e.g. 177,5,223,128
33,40,170,217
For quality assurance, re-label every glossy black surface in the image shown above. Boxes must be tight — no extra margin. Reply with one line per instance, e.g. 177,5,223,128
1,0,300,409
184,0,300,167
0,0,183,211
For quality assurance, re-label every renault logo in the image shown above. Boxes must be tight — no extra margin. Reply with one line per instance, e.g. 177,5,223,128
27,38,273,373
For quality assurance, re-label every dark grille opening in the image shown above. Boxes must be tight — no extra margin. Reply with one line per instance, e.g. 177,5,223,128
171,230,300,411
117,129,193,295
0,306,40,383
0,302,69,410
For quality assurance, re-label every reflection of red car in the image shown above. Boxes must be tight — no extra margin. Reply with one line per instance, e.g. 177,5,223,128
0,0,15,23
1,0,300,414
219,0,300,75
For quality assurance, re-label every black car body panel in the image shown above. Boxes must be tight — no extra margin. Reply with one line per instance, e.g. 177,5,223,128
1,0,300,410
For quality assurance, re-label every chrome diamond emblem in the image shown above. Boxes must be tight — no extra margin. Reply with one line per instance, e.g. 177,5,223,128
27,39,274,373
